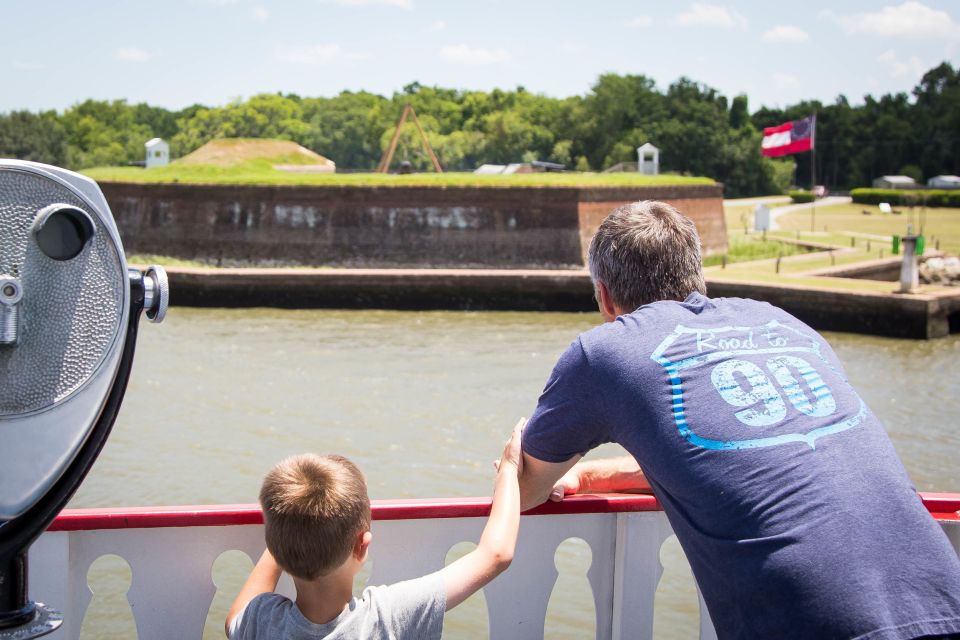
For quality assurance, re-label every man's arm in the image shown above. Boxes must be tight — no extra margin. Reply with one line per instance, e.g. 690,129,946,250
441,419,524,611
548,456,651,501
225,549,283,636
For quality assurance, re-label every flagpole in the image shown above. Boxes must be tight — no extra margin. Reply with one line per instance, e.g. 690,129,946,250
810,112,817,233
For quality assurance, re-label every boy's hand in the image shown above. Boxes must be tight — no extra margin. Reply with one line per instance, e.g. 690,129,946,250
498,418,525,473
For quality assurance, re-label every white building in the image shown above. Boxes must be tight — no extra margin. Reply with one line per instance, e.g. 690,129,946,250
145,138,170,169
637,143,660,176
928,175,960,189
872,175,916,189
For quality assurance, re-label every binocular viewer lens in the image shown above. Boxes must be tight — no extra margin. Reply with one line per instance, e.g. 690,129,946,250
0,205,97,348
32,205,96,262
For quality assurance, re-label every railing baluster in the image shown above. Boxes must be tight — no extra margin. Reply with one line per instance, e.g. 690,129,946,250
124,528,219,639
696,585,719,640
368,518,483,586
943,521,960,557
611,512,673,640
23,498,958,640
484,516,561,639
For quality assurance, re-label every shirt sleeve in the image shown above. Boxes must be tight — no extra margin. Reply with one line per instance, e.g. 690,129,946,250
226,595,258,640
373,570,446,639
226,607,244,639
522,337,611,463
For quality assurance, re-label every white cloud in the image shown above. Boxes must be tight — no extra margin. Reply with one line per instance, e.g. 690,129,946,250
274,44,342,64
13,61,45,71
440,44,509,65
627,16,652,28
878,49,927,79
252,6,269,21
430,20,446,31
762,25,809,43
773,73,800,89
560,43,585,54
115,48,152,62
675,3,747,29
822,2,960,40
319,0,412,8
207,0,240,5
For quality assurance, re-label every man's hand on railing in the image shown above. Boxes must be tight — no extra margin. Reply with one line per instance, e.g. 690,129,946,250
549,467,581,502
548,456,653,502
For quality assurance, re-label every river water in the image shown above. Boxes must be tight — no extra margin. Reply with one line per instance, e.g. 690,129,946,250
69,308,960,639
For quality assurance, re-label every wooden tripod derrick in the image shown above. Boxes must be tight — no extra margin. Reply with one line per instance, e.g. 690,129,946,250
376,104,444,173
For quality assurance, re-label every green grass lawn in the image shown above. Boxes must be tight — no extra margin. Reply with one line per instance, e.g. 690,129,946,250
715,199,809,267
716,200,959,294
723,204,762,234
703,233,805,267
773,203,960,254
705,268,907,292
83,162,714,188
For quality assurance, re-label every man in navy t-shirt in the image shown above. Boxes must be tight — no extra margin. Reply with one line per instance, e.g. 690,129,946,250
519,201,960,639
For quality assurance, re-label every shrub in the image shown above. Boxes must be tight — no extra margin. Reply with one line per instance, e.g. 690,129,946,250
789,190,814,203
850,188,960,207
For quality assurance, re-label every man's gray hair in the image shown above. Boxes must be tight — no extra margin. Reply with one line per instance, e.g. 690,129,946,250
587,200,706,312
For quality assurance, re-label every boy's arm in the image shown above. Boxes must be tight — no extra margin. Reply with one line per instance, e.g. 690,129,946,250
441,418,524,611
225,549,283,636
518,451,582,511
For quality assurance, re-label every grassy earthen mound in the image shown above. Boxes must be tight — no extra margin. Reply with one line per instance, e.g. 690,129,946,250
176,138,335,171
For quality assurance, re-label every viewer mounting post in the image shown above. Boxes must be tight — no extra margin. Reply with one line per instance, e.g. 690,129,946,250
810,111,817,233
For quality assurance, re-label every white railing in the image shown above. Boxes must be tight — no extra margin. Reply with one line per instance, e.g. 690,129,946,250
28,493,960,640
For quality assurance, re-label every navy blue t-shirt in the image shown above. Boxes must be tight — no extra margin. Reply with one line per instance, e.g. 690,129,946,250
524,293,960,640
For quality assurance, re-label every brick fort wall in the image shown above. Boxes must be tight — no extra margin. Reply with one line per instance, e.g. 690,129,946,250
101,182,726,269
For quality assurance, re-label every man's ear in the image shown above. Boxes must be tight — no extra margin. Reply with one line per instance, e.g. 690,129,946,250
595,281,620,322
354,530,373,561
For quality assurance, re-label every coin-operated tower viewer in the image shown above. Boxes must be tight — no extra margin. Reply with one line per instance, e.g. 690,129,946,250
0,160,169,638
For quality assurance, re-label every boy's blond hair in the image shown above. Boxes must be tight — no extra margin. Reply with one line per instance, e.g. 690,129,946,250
260,454,371,580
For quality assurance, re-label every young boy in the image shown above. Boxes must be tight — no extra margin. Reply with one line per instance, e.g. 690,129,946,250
226,419,524,639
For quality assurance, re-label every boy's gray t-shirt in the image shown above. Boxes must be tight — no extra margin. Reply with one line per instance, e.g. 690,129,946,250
523,293,960,640
228,571,444,640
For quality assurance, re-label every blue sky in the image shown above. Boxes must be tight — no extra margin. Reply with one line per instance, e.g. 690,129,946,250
2,1,958,113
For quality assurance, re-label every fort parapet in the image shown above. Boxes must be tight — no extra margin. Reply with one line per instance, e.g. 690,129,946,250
100,182,726,269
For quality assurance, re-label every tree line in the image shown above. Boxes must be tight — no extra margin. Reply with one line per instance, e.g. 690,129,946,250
1,62,956,198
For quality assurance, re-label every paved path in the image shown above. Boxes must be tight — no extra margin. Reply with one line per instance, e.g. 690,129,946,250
769,196,851,230
723,195,790,207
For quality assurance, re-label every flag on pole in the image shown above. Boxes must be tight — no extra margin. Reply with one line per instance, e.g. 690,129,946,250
761,115,816,157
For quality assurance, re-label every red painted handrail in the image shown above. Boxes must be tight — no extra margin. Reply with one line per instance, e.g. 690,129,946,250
47,492,958,532
47,494,660,531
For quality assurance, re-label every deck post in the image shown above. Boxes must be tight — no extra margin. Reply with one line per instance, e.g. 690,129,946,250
697,586,719,640
942,521,960,557
611,512,672,640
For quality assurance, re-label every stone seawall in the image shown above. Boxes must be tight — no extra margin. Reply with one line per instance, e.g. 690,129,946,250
160,267,960,339
101,182,725,269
